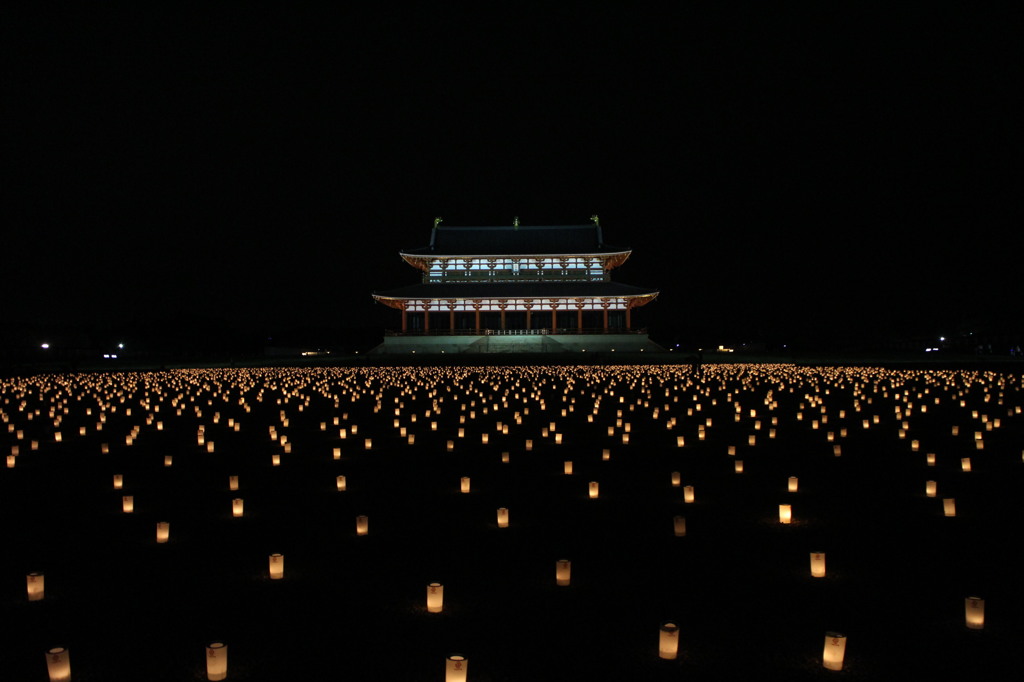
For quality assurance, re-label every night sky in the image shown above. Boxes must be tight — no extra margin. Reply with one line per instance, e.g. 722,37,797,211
3,5,1020,354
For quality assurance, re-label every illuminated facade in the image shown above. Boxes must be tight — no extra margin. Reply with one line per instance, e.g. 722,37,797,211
372,219,658,336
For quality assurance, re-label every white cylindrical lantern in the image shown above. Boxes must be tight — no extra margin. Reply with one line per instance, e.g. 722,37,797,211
779,504,792,524
336,475,347,491
926,452,936,466
822,632,846,670
671,471,681,487
556,559,571,586
683,485,694,503
564,460,573,475
673,516,687,537
445,654,468,682
427,582,444,612
206,642,227,681
497,507,509,528
269,553,284,580
45,647,71,682
113,474,123,489
232,498,244,517
446,440,455,452
460,476,471,493
734,460,744,473
164,455,173,467
364,438,372,450
333,447,341,460
156,521,170,544
501,451,510,463
788,476,798,492
965,596,985,629
676,436,685,447
810,552,826,578
602,448,611,461
229,475,239,491
961,457,971,472
589,481,599,498
122,495,134,513
27,572,44,601
272,454,281,466
925,480,937,497
943,498,956,517
525,439,533,451
6,454,14,468
659,622,680,659
356,515,369,535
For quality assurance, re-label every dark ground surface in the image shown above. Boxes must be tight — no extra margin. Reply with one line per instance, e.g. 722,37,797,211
3,364,1022,681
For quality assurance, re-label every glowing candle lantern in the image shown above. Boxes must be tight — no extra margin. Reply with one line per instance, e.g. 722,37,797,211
727,446,736,456
101,443,109,454
951,425,959,436
676,436,685,447
683,486,695,503
525,440,533,451
833,445,842,456
356,515,369,535
607,426,615,437
460,477,470,493
446,440,455,452
113,474,123,489
45,647,71,682
446,655,468,682
156,522,170,543
364,438,372,450
206,442,215,453
943,498,956,517
734,460,744,473
427,582,444,612
810,552,826,578
555,433,563,445
659,622,680,659
822,632,846,671
965,596,985,629
164,455,173,467
408,435,415,445
232,498,244,517
336,475,347,491
779,504,792,524
589,481,599,498
748,435,756,446
7,454,15,468
671,471,681,487
54,432,62,443
269,553,284,580
788,476,799,492
481,433,489,444
622,434,630,445
602,449,611,461
564,461,573,475
229,475,239,491
272,454,281,466
961,458,971,472
673,516,687,537
122,495,134,513
333,447,341,460
27,572,44,601
556,559,571,586
497,507,509,528
925,480,937,497
501,452,510,463
206,642,228,681
926,453,936,466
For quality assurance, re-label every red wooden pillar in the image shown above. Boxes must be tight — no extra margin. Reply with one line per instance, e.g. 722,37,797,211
401,306,408,332
474,308,481,333
526,309,532,330
551,308,557,332
449,309,455,331
500,307,507,330
576,307,583,332
602,307,609,331
625,303,632,330
424,308,430,332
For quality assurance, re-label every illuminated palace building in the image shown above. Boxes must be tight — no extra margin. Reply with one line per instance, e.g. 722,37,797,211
372,218,661,353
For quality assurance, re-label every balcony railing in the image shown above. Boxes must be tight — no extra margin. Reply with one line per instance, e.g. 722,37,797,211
385,328,648,337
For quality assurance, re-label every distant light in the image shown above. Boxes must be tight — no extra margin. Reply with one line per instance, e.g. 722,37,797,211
117,343,124,349
925,348,938,352
939,337,945,342
103,354,110,359
111,354,118,359
41,343,50,349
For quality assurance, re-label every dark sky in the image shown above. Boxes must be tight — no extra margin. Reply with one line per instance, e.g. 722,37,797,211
3,5,1020,350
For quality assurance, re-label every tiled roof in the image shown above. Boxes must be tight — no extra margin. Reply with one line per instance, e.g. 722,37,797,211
373,282,658,300
400,224,628,256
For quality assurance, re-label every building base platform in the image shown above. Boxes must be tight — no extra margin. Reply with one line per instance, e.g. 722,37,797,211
370,333,665,355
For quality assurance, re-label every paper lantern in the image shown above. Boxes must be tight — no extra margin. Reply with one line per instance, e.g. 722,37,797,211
272,454,281,466
501,451,510,463
445,655,468,682
564,461,573,475
232,498,244,517
460,476,470,493
333,447,341,460
364,438,372,450
27,572,44,601
45,647,71,682
602,449,611,461
961,458,971,472
734,460,744,473
622,434,630,445
671,471,681,487
727,446,736,456
943,498,956,517
206,442,215,453
356,515,369,535
673,516,687,537
588,481,599,498
113,474,123,489
6,454,15,468
336,475,347,491
556,559,571,586
925,480,937,497
122,495,134,513
926,452,936,466
269,553,284,580
779,504,792,524
822,632,846,671
497,507,509,528
206,642,227,681
525,439,533,451
810,552,826,578
676,436,684,447
427,582,444,612
156,522,170,544
788,476,798,492
747,435,756,446
832,445,842,457
965,596,985,629
163,455,174,467
659,622,680,659
683,486,695,503
229,475,239,491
